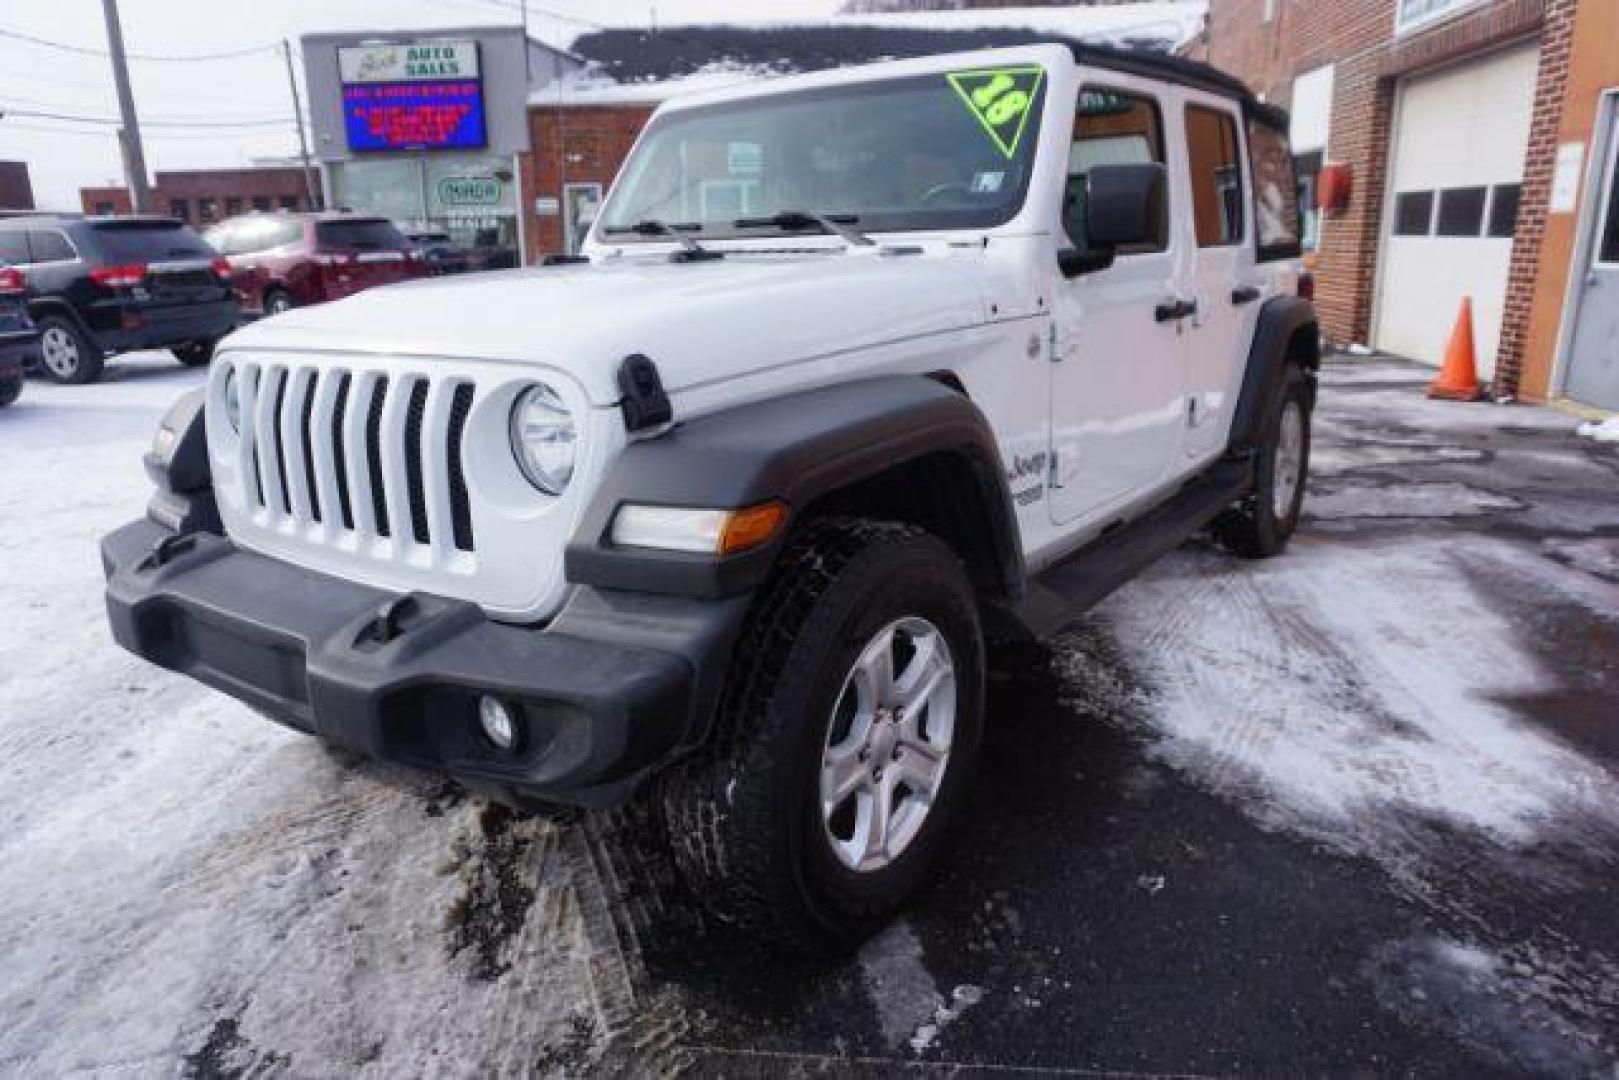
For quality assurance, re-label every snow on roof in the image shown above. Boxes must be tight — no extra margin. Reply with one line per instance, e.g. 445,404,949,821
529,2,1206,108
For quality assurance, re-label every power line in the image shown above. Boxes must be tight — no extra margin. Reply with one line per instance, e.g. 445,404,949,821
0,26,278,62
4,107,296,129
0,89,295,124
2,119,296,142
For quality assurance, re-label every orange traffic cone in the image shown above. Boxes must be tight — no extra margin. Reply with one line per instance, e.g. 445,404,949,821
1427,297,1487,401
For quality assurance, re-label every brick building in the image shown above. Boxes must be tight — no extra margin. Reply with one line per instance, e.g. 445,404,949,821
1200,0,1619,410
0,161,35,211
80,166,320,227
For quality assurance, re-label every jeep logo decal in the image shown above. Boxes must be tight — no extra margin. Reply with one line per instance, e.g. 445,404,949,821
946,65,1044,159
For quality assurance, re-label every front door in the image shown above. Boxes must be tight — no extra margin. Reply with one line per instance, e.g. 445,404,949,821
1565,110,1619,410
1048,80,1188,528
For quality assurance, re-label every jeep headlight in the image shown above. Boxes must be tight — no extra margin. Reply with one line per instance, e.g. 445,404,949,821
509,383,576,495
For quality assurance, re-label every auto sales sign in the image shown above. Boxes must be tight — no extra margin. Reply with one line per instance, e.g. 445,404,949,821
339,41,487,152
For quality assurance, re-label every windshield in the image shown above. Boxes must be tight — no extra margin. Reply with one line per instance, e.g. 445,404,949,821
598,66,1047,241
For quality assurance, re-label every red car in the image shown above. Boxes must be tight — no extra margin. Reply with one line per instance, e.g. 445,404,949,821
203,213,426,317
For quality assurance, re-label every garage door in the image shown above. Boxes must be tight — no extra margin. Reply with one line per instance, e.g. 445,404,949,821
1373,44,1539,377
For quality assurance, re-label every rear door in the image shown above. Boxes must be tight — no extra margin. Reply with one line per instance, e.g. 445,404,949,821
1047,78,1188,528
1177,93,1264,464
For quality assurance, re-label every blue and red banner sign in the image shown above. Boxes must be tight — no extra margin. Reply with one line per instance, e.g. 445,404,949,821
343,79,488,152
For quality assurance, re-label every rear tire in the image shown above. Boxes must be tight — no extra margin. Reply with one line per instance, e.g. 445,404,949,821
1213,365,1312,558
172,340,215,367
36,316,104,385
0,375,20,408
660,518,985,953
263,289,293,316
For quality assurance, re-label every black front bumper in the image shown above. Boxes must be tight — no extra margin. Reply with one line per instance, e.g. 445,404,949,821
102,518,748,808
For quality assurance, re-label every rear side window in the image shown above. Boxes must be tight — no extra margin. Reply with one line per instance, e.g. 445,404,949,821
0,231,29,264
85,221,214,263
1246,120,1301,260
1065,88,1167,253
27,231,76,262
1185,105,1245,247
315,219,407,249
214,216,303,255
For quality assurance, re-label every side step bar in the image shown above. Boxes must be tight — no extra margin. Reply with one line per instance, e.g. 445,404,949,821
1013,457,1254,639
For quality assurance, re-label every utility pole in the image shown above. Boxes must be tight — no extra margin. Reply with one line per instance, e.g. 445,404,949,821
101,0,152,213
281,39,321,210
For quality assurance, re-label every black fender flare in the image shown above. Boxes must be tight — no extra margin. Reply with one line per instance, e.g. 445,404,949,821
26,298,96,342
1226,296,1319,455
565,375,1024,600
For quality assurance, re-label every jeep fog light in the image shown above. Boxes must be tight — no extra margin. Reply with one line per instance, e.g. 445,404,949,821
509,383,576,495
611,501,786,555
478,695,520,751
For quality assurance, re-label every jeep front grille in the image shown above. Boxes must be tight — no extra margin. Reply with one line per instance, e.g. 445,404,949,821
231,361,476,557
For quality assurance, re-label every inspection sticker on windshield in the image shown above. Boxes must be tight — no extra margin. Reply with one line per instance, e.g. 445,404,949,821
946,65,1044,159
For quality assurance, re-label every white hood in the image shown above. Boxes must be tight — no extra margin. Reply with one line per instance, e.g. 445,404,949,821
220,249,999,405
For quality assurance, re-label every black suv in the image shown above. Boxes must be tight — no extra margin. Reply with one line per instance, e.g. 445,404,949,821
0,215,238,384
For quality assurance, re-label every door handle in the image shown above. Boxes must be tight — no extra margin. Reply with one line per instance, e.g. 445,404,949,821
1155,299,1197,322
1231,286,1262,305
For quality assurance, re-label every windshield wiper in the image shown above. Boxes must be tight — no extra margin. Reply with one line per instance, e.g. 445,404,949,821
734,211,874,247
600,218,712,256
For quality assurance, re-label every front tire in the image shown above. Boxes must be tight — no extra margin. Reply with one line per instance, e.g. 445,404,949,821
661,518,985,952
1213,365,1312,557
36,316,104,385
172,340,215,367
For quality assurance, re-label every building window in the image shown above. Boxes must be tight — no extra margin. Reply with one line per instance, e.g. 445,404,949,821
1393,190,1434,236
1486,183,1521,238
198,198,218,224
93,201,116,216
225,197,243,218
1396,0,1483,35
279,195,299,211
252,196,272,213
1185,104,1244,247
169,198,189,223
1435,186,1488,237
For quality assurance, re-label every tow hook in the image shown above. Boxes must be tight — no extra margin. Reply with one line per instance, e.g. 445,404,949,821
362,595,419,647
140,531,198,571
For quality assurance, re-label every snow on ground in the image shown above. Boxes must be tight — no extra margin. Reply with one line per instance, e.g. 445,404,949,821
2,350,1617,1074
1579,415,1619,443
0,358,685,1076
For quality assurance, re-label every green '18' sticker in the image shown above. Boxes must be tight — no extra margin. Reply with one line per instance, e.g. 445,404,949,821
946,65,1044,159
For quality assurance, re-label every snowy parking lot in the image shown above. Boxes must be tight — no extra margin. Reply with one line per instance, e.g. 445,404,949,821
2,353,1618,1076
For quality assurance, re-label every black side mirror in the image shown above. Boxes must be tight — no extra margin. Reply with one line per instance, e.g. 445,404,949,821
1085,162,1166,251
1057,247,1115,276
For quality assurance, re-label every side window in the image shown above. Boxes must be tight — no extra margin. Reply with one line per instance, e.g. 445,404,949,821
1246,120,1301,260
0,230,29,265
1185,105,1245,247
1066,88,1166,253
27,230,76,263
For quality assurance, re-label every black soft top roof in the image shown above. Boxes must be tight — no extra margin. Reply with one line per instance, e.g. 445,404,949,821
1070,42,1290,130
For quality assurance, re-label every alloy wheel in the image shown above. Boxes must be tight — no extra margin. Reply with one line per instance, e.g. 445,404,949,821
40,326,80,379
819,616,956,873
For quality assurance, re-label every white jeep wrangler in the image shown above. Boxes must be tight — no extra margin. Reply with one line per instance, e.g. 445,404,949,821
104,43,1317,950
